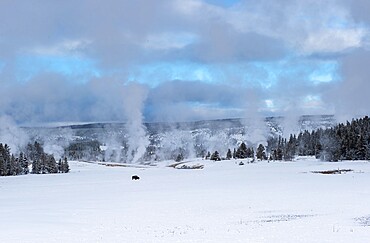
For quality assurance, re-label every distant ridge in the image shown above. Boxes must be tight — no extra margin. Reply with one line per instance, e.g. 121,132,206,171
56,115,335,131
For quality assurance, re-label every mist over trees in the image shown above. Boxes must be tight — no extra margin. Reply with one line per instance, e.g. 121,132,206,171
202,116,370,162
0,141,69,177
66,140,101,161
52,116,370,163
266,116,370,162
1,116,368,177
0,144,29,176
27,142,70,174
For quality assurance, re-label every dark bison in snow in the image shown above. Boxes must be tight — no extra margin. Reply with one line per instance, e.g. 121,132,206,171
132,175,140,180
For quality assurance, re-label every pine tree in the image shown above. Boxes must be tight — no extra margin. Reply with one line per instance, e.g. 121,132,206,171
355,135,366,160
19,152,29,175
0,154,5,176
175,153,184,162
226,149,232,160
205,151,211,160
62,157,70,173
27,141,44,162
40,153,47,174
210,151,221,161
2,144,11,175
9,155,17,176
366,140,370,160
276,148,283,160
46,155,58,173
256,144,266,160
236,142,248,159
274,137,283,160
32,159,41,174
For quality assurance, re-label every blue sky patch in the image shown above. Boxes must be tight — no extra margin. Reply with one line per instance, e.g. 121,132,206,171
16,55,101,83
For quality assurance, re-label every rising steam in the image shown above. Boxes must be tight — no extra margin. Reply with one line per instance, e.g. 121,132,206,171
0,115,29,154
122,83,150,163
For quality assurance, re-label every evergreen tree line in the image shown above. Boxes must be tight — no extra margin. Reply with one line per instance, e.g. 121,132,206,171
206,142,266,161
66,140,101,161
204,116,370,162
0,141,69,177
0,144,29,176
266,116,370,161
26,142,69,174
61,116,370,163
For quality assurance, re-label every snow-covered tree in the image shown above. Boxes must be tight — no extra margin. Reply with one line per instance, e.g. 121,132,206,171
210,151,221,161
256,144,266,160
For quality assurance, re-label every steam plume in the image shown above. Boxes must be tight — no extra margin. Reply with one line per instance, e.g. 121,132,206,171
122,83,150,163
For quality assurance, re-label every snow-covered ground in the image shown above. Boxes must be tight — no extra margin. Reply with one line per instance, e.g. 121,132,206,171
1,158,370,242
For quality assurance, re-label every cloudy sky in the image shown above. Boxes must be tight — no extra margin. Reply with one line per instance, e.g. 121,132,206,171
0,0,369,124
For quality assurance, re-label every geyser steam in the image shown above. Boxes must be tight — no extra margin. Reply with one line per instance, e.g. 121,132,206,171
0,115,29,154
122,83,150,163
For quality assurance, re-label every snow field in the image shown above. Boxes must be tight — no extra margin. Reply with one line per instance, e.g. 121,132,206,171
0,158,370,242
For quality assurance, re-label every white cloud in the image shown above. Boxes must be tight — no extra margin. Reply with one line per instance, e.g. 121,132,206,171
142,32,198,50
302,28,366,54
264,99,277,112
28,39,92,56
174,0,369,55
310,73,333,84
0,0,370,122
173,0,205,15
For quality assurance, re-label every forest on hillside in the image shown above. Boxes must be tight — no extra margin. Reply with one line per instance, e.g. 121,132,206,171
263,116,370,162
209,116,370,162
64,116,370,163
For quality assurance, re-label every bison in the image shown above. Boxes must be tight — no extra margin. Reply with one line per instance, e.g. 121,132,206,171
132,175,140,180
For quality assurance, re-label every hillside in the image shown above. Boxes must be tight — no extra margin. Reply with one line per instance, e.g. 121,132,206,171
23,115,336,162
